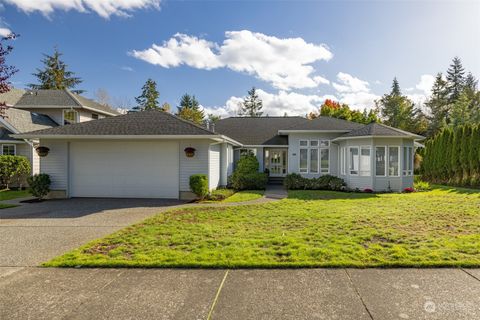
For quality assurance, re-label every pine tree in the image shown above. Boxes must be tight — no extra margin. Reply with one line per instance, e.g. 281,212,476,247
176,94,205,124
464,72,478,92
0,33,19,118
135,79,160,110
446,57,465,103
425,73,449,136
391,77,401,96
241,87,263,117
450,90,472,127
28,48,83,94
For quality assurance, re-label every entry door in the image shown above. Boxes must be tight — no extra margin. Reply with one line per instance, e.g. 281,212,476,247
266,149,287,177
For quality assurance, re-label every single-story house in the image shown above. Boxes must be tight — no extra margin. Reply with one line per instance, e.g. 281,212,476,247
14,110,424,199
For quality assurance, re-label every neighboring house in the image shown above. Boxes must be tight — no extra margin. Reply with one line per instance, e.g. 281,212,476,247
0,89,120,177
15,110,424,199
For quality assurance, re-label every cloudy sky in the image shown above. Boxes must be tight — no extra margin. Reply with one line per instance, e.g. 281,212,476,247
2,0,479,116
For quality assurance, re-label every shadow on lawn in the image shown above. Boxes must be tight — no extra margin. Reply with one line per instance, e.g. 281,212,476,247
432,184,480,195
287,190,380,201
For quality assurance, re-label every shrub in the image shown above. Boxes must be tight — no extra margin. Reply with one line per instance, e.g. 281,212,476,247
27,174,51,200
413,177,431,192
229,155,267,190
0,155,31,189
284,173,346,191
189,174,209,199
283,173,305,190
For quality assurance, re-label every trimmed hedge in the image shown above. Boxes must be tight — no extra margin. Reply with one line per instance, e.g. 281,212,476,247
189,174,209,199
284,173,346,191
421,124,480,187
229,154,268,190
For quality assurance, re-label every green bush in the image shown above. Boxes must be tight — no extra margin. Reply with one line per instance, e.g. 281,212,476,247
0,155,31,189
189,174,209,199
229,155,268,190
27,174,51,200
284,173,346,191
414,176,432,192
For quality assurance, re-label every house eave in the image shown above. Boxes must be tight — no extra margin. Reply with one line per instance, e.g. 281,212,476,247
332,135,423,141
278,129,351,134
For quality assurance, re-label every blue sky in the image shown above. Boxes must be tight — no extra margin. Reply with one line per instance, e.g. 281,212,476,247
1,0,479,115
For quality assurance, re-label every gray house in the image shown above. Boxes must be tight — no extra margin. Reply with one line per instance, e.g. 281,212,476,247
15,110,423,199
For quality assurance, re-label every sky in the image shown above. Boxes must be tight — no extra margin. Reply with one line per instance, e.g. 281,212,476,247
1,0,479,116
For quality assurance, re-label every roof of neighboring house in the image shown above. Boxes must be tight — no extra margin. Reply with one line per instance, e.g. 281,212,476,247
15,89,120,116
281,116,364,131
2,107,58,133
335,122,421,139
215,116,307,145
0,128,16,141
0,88,26,106
14,109,217,137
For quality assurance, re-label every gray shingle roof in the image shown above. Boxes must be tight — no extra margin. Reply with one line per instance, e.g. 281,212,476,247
15,90,120,115
16,110,216,136
284,116,364,131
215,117,306,145
0,128,16,141
338,122,411,138
0,88,25,106
3,107,58,133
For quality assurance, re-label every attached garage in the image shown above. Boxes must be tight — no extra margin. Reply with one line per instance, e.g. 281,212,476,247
70,141,179,198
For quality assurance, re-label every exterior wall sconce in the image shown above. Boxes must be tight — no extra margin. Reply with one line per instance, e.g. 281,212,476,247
35,146,50,157
184,147,196,158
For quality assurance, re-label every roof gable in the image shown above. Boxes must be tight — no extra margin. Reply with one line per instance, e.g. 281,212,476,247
337,122,421,139
0,88,26,106
2,108,58,133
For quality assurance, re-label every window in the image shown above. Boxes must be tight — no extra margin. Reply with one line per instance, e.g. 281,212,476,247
63,109,78,125
339,147,345,175
310,140,319,147
321,148,329,173
388,146,400,176
403,146,413,176
375,146,386,176
359,147,371,176
299,148,308,173
349,147,359,175
320,140,329,147
92,113,99,120
1,144,16,155
239,148,256,157
300,140,308,147
310,148,318,173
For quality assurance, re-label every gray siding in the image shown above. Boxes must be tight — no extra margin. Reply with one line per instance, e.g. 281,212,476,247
208,143,221,190
39,140,69,191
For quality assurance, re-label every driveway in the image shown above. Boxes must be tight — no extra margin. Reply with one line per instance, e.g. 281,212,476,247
0,198,185,266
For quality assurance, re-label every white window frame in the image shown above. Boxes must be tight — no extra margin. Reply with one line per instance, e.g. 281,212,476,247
320,147,329,174
320,140,330,147
388,146,400,177
403,146,414,176
299,147,308,173
298,139,330,174
1,144,16,156
339,147,346,175
309,148,319,173
63,109,79,125
359,146,371,176
375,146,387,177
349,146,360,176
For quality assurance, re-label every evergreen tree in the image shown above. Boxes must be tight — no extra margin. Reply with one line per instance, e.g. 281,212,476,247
135,78,160,110
446,57,465,103
176,94,205,124
0,33,19,118
464,72,478,92
469,125,480,185
241,87,263,117
425,73,449,136
460,125,472,184
450,90,473,127
451,126,464,183
28,48,83,94
160,102,171,112
391,77,401,96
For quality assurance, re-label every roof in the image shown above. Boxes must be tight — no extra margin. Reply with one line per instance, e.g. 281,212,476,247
0,128,16,141
335,122,422,139
282,116,364,131
0,88,25,106
14,110,218,137
215,117,306,145
2,107,58,133
15,90,120,116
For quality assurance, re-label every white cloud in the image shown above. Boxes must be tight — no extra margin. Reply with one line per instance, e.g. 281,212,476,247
332,72,379,110
415,74,435,96
4,0,161,18
202,89,336,117
120,66,134,72
130,30,333,90
0,27,12,37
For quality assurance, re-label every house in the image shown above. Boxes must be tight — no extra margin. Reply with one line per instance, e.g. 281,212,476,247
14,110,423,199
0,89,120,176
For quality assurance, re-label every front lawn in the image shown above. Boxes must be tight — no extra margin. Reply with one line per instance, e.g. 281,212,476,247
44,186,480,268
0,189,30,201
222,190,264,203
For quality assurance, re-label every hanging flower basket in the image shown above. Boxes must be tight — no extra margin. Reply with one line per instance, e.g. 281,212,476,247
184,147,196,158
35,146,50,157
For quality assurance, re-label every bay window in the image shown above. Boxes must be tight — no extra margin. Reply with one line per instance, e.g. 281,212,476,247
375,146,386,176
349,147,359,175
388,146,400,176
359,146,371,176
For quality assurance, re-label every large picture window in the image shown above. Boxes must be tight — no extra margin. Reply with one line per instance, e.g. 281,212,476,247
299,148,308,173
388,146,400,177
359,146,371,176
63,109,79,125
375,146,386,176
310,148,318,173
403,146,413,176
1,144,16,155
321,148,329,173
298,139,329,174
349,147,359,175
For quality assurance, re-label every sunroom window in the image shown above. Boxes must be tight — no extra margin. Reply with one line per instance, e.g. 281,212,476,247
375,146,386,176
359,147,371,176
388,146,400,176
403,146,413,176
63,109,79,125
349,147,359,175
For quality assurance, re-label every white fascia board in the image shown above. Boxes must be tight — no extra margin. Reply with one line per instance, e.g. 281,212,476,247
278,129,350,134
241,145,289,148
0,117,20,134
0,140,26,144
11,134,237,141
79,105,118,117
332,135,417,142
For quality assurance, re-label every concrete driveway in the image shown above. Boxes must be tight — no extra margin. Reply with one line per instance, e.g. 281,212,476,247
0,198,185,267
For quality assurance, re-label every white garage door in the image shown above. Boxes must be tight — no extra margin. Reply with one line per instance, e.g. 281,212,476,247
70,141,179,199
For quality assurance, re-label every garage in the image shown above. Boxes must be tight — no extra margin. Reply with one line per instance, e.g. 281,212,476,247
69,141,179,199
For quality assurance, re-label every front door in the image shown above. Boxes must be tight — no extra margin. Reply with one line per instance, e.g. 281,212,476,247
266,149,288,177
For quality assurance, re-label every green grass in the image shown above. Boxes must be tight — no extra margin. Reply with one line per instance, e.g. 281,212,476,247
0,189,30,201
222,190,264,203
44,186,480,268
0,203,16,209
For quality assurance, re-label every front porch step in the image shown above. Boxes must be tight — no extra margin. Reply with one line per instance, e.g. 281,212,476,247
268,177,285,185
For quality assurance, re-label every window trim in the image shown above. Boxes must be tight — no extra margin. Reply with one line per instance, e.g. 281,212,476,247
320,147,330,174
403,146,414,176
388,146,400,177
349,146,360,176
62,109,79,125
309,148,319,173
375,146,387,177
359,145,371,177
299,148,309,173
298,139,330,174
1,144,16,156
92,113,99,120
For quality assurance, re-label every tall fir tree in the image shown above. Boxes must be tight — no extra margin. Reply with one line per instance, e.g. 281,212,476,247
28,48,83,94
0,33,19,118
425,73,449,136
135,78,160,111
241,87,263,117
446,57,465,103
176,94,205,124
